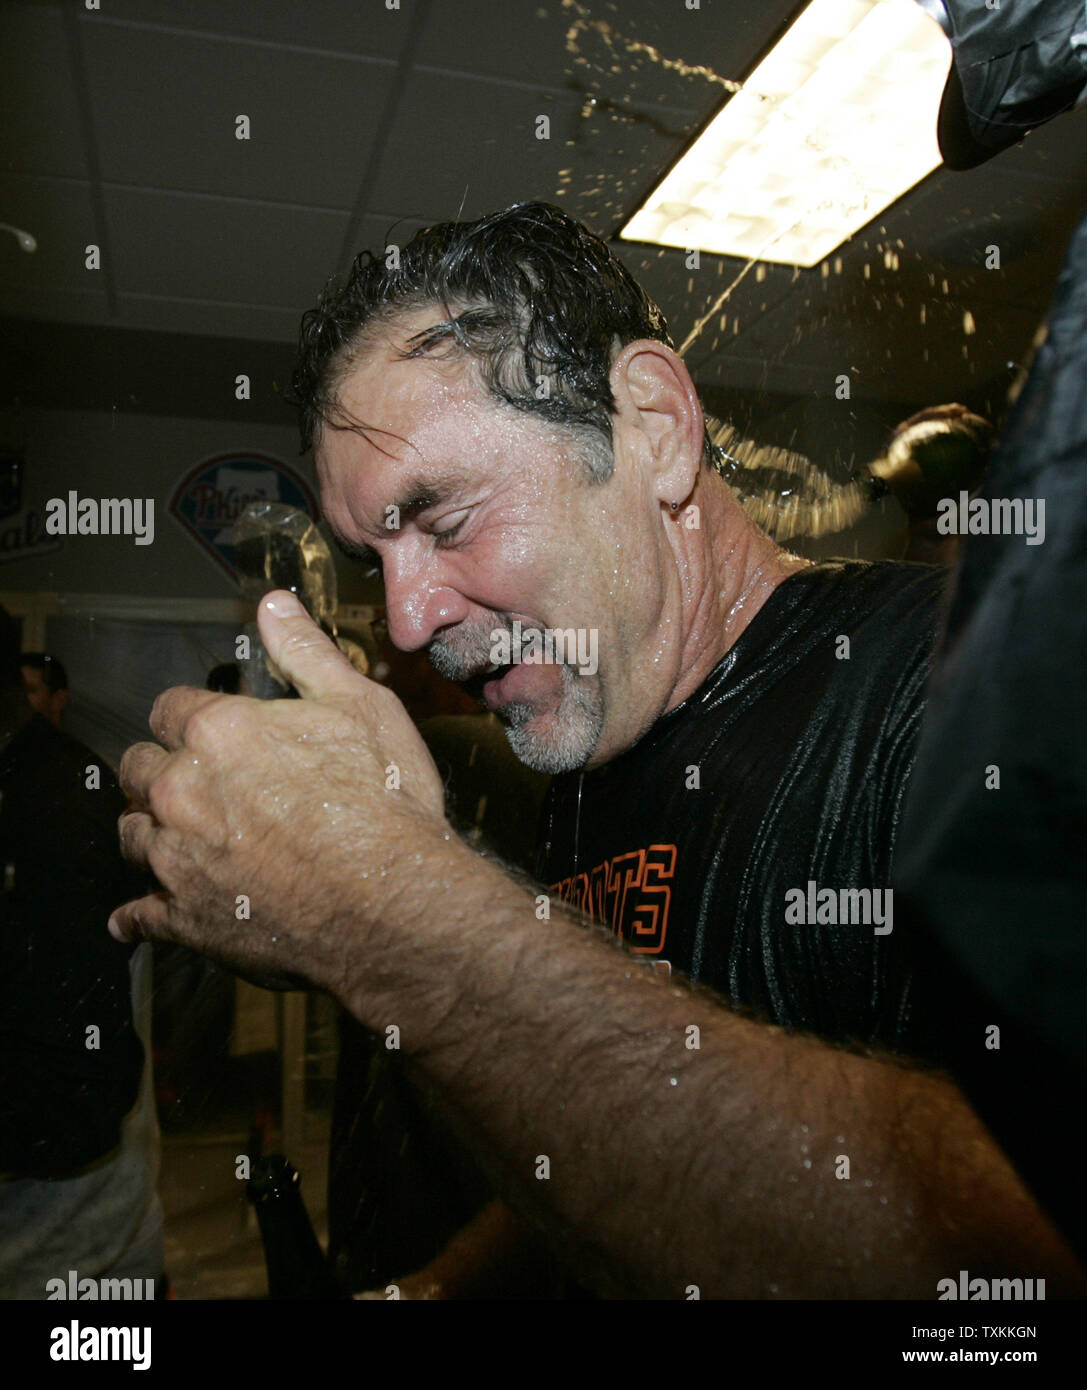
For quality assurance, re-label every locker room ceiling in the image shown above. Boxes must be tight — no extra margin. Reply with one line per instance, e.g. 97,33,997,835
2,0,1086,426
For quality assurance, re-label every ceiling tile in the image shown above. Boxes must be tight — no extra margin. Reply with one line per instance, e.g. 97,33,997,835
111,295,304,343
415,0,799,104
104,186,348,311
0,174,101,291
338,211,431,261
0,3,88,180
689,265,1046,405
970,101,1087,182
94,1,410,59
883,165,1087,289
82,25,396,207
368,70,700,229
112,208,434,341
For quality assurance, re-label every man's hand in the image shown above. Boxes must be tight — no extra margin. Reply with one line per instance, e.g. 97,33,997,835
109,590,448,995
348,1201,556,1300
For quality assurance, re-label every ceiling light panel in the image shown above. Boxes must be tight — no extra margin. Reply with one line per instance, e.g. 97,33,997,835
620,0,950,267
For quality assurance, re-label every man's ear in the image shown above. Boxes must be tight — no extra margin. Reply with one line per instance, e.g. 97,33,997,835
609,340,704,508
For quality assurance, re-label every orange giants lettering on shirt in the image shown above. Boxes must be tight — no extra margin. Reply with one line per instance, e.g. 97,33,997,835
550,844,677,958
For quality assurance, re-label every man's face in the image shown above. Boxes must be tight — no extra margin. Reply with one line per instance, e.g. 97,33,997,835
316,311,681,773
22,666,66,725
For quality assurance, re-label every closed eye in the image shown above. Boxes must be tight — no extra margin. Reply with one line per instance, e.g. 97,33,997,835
431,509,471,547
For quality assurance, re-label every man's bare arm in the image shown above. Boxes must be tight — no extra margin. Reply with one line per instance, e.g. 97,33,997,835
333,823,1082,1299
110,593,1084,1299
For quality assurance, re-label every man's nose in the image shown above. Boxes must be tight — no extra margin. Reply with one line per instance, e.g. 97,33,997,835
381,550,470,652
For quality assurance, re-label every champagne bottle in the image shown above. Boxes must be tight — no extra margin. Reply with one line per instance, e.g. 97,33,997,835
246,1154,344,1299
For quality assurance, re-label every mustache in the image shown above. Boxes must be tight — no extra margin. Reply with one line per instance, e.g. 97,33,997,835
428,613,514,682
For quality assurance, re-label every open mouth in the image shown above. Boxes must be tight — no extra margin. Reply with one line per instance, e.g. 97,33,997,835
461,661,514,703
480,663,523,710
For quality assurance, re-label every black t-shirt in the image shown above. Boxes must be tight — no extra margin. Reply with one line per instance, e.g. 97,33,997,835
535,560,945,1054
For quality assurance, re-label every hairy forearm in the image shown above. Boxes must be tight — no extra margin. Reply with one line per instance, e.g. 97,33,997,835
338,826,1082,1298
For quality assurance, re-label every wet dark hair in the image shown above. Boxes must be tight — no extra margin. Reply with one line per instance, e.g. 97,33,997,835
292,201,714,478
19,651,67,693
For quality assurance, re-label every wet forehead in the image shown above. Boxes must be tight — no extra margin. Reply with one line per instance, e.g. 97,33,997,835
317,327,563,518
321,312,501,473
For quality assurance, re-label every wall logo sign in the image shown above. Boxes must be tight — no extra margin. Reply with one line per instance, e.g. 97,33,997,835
170,453,319,581
0,449,64,565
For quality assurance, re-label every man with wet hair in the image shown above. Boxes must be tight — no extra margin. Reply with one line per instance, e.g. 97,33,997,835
112,203,1083,1298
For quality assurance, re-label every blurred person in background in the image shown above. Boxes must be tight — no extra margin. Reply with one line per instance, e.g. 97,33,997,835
20,652,68,728
0,608,164,1299
866,403,995,565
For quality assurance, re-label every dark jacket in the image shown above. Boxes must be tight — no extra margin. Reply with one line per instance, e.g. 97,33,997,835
0,715,143,1175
